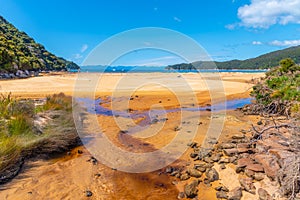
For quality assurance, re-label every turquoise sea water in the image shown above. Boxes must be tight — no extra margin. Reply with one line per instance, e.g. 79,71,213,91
79,65,267,73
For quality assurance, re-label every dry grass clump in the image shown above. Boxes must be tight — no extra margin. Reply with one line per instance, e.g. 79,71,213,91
0,93,80,184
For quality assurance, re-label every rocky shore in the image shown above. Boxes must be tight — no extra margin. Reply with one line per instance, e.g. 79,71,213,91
0,70,40,79
166,116,299,200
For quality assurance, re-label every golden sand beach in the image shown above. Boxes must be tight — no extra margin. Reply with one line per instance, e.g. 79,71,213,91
1,72,278,200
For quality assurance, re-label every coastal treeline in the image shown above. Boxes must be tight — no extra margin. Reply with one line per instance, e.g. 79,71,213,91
0,16,79,77
167,45,300,70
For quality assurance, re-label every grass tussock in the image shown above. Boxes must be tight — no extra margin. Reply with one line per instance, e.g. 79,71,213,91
0,93,80,184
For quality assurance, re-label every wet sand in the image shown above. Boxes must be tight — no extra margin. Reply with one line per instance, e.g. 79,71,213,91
0,72,267,199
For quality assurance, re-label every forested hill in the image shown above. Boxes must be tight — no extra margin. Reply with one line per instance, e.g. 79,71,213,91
167,45,300,70
0,16,79,76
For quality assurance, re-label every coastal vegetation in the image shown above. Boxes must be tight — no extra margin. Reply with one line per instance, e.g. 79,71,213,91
0,16,79,76
245,58,300,116
167,45,300,70
0,93,80,184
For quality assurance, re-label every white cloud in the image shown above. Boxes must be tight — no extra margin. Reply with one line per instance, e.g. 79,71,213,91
269,39,300,46
252,41,262,45
81,44,88,53
237,0,300,28
173,16,182,22
225,24,236,30
74,53,83,59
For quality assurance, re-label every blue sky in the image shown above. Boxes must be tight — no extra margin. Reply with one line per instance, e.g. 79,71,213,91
0,0,300,66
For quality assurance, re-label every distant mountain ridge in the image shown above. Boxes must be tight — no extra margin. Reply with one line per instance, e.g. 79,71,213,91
167,45,300,70
0,16,79,77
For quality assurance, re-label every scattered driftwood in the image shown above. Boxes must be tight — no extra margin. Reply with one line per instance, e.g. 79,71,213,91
251,123,298,140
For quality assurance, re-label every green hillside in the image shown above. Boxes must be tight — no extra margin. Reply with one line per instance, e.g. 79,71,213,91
0,16,79,77
167,45,300,70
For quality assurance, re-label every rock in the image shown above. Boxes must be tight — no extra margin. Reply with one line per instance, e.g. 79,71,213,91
215,186,229,192
245,163,264,172
220,163,226,170
203,179,211,186
178,192,185,199
211,154,221,162
187,169,202,178
237,148,253,154
204,157,213,163
77,149,83,154
205,168,219,182
190,152,198,159
180,173,190,181
85,190,93,197
220,143,236,149
228,187,242,200
184,180,200,198
170,171,179,176
195,167,206,173
165,167,173,173
257,120,263,125
254,154,280,180
258,188,272,200
237,143,251,149
254,173,265,181
232,134,245,139
187,142,198,148
237,158,254,168
244,169,255,177
223,149,238,156
219,157,230,164
239,178,256,194
229,156,238,164
216,191,228,199
235,166,244,173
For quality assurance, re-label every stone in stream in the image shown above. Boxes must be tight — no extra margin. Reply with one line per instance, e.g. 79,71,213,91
258,188,272,200
205,168,219,182
187,168,202,178
184,180,200,198
239,178,256,194
228,187,242,200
